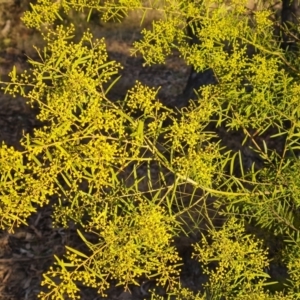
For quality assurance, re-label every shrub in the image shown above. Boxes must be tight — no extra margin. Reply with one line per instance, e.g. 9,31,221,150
1,0,300,299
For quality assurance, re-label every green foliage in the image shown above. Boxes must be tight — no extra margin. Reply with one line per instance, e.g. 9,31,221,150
1,0,300,299
39,199,181,298
0,17,218,297
193,217,270,298
21,0,159,29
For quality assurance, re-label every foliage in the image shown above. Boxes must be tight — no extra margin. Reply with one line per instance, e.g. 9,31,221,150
193,217,270,298
1,0,300,299
1,14,217,298
40,199,181,298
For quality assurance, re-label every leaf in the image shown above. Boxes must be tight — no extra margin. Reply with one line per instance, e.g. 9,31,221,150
137,120,144,142
56,144,69,157
77,228,103,252
238,150,244,177
60,171,72,188
54,178,67,196
10,66,17,82
65,245,89,259
262,139,268,154
87,8,93,22
54,11,63,22
59,262,75,267
105,75,121,95
55,49,67,68
53,255,68,271
30,154,42,167
230,151,238,175
72,55,92,69
45,148,53,161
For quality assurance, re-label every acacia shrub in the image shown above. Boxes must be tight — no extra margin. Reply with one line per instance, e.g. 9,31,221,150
1,0,300,299
0,22,219,299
